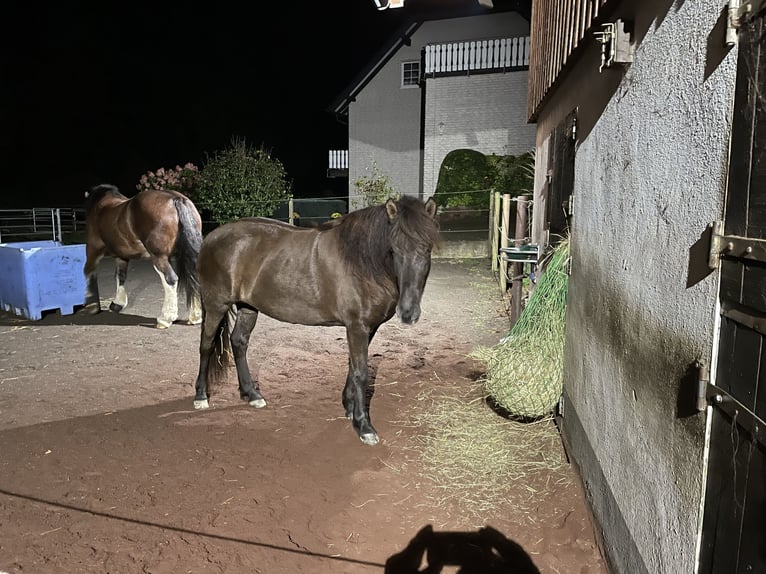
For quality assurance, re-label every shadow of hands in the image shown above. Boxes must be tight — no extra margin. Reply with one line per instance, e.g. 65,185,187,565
385,524,540,574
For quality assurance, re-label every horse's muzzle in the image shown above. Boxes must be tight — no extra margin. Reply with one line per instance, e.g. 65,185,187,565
397,304,421,325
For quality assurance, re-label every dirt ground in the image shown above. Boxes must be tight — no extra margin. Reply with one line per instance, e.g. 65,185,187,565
0,256,608,574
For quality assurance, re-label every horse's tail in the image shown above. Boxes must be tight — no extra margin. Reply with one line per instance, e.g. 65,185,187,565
206,305,236,392
172,197,203,309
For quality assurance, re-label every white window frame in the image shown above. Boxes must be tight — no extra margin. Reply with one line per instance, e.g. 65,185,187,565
401,60,420,88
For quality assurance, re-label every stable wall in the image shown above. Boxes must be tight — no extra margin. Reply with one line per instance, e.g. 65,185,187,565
530,0,736,572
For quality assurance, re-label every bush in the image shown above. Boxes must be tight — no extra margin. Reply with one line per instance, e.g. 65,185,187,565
433,149,493,208
352,161,398,209
434,149,535,209
136,163,200,195
194,137,292,224
489,151,535,197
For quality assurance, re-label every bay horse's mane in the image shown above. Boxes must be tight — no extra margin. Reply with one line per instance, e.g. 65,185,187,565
84,183,128,215
331,196,441,282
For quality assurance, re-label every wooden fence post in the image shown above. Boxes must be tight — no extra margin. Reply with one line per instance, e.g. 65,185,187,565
487,190,495,259
288,198,295,225
510,194,531,325
491,192,501,273
499,193,511,292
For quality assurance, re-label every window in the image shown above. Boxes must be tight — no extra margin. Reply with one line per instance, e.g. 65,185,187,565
401,61,420,88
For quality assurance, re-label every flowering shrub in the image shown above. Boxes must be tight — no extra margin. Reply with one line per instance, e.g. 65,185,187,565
136,163,200,195
352,161,398,210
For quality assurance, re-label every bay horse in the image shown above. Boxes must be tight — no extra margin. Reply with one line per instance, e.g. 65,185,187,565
193,195,440,445
83,184,203,328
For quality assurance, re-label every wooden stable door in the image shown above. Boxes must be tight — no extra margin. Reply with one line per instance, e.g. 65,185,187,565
698,8,766,574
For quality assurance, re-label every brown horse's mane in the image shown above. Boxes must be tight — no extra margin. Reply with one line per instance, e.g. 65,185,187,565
332,196,441,281
84,184,128,216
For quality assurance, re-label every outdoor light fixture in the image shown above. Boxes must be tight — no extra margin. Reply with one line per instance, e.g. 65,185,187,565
373,0,405,10
372,0,490,10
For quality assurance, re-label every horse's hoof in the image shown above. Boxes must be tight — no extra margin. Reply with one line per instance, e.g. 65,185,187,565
109,302,124,313
187,318,202,326
248,398,267,408
359,433,379,446
83,302,101,315
156,319,173,329
193,399,209,409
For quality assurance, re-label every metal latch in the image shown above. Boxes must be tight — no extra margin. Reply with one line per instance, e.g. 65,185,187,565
707,220,766,269
594,19,634,72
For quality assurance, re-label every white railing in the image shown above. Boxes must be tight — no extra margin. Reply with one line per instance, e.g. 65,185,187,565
424,36,530,75
0,208,84,243
328,149,349,170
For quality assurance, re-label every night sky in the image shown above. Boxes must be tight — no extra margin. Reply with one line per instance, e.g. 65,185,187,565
0,1,410,208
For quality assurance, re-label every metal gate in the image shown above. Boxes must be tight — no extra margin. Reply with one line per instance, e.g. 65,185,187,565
698,6,766,573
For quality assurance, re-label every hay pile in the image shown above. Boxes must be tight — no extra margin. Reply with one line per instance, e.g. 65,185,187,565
386,380,572,528
473,236,570,419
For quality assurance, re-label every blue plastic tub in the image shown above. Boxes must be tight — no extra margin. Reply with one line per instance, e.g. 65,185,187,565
0,241,87,320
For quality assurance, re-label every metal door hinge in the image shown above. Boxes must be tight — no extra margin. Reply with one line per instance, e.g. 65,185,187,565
707,220,766,269
700,380,766,449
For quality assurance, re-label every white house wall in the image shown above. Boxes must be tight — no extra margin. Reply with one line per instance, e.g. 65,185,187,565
347,11,530,206
530,0,736,572
422,71,535,198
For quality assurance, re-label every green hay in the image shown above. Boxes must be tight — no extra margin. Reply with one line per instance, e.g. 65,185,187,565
472,236,570,418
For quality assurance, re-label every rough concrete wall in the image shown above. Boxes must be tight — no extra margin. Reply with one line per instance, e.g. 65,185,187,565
531,1,737,572
422,71,535,198
347,11,530,207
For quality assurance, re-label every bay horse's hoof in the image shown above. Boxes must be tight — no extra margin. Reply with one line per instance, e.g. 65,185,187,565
109,301,124,313
83,302,101,315
193,399,209,409
359,433,379,446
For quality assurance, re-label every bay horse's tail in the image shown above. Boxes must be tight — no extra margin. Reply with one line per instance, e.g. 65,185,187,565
205,306,237,391
172,197,203,310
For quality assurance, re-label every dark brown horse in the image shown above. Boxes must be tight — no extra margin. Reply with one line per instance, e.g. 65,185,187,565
83,184,203,328
193,195,440,445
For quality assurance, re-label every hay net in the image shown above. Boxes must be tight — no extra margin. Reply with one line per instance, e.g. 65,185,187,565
473,236,570,419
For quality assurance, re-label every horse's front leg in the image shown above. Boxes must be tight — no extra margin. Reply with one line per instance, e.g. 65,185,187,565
109,258,129,313
153,257,179,329
344,324,378,445
230,307,266,408
83,250,103,314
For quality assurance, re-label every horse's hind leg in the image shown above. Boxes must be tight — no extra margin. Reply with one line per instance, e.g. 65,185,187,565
109,258,129,313
230,307,266,408
153,258,179,328
193,304,229,409
83,250,103,314
187,294,203,325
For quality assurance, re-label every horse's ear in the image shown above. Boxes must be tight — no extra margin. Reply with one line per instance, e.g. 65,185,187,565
385,198,398,221
424,197,437,219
